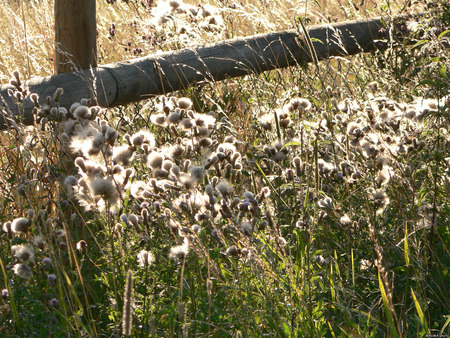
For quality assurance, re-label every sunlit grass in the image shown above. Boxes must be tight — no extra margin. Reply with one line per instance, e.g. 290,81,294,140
0,0,448,336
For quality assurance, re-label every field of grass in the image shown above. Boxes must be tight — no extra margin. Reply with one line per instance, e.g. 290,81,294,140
0,0,449,336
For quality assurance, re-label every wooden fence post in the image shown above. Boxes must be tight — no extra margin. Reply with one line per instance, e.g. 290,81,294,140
54,0,97,74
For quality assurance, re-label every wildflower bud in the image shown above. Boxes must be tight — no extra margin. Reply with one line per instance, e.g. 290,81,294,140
115,224,123,234
265,210,274,228
74,105,90,119
142,190,152,199
183,159,191,172
124,168,134,185
75,157,87,173
150,179,164,193
69,102,80,114
199,137,213,148
40,117,48,131
226,245,240,257
141,208,148,225
58,240,67,250
230,197,240,208
12,263,33,280
30,93,39,107
205,185,214,196
2,221,12,238
124,134,132,146
47,274,57,285
12,70,21,84
259,220,268,231
169,238,189,260
142,143,150,154
32,236,45,250
154,114,166,125
42,257,52,267
177,97,192,109
26,209,35,219
49,298,59,307
90,106,100,119
54,88,64,102
276,236,287,247
148,152,164,169
14,91,22,102
230,152,240,165
340,215,351,226
216,180,233,199
212,162,221,177
11,217,30,234
180,118,194,129
416,140,425,151
169,125,179,136
167,111,181,124
127,214,139,229
404,165,411,176
224,163,233,179
286,169,294,181
256,187,270,204
120,214,129,226
191,224,201,234
153,201,161,213
16,184,26,198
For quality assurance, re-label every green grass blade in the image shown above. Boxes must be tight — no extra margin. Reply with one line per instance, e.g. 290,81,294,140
404,222,410,266
0,257,21,330
378,272,398,338
410,288,429,334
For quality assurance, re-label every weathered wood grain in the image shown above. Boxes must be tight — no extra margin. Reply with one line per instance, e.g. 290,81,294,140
55,0,97,74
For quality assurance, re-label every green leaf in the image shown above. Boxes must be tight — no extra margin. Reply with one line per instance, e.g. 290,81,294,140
282,322,291,336
439,64,447,79
310,38,324,44
280,141,301,150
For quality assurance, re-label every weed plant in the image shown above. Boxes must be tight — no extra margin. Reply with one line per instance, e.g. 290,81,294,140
0,0,448,336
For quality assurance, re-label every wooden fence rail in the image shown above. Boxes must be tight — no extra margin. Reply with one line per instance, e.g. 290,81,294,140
0,17,393,128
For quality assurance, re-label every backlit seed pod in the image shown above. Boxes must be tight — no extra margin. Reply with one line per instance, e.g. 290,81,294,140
226,245,240,256
11,217,30,234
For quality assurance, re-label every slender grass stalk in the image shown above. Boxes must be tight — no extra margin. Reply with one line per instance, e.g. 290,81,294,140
178,255,187,331
351,248,355,289
122,270,134,336
439,316,450,335
19,0,31,78
59,267,92,335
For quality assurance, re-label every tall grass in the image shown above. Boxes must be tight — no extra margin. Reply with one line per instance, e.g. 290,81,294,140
0,0,448,336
